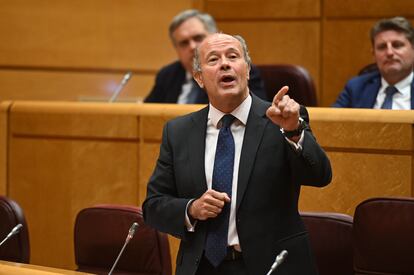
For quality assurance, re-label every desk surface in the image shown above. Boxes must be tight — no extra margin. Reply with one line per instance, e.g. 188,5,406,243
0,261,93,275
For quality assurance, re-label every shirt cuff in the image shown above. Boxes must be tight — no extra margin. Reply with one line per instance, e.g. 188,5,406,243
284,130,304,151
185,199,197,232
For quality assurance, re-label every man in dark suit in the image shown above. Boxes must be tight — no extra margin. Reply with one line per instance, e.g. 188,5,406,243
333,16,414,109
144,9,266,104
143,33,332,275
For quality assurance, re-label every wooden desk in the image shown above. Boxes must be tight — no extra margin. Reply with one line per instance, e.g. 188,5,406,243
0,260,92,275
1,102,413,271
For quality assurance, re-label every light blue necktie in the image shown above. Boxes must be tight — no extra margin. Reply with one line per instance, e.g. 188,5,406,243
381,86,398,109
204,114,236,267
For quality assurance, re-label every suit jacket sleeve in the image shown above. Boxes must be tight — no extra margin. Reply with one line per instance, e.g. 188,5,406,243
288,106,332,186
144,69,167,103
142,121,191,240
332,84,352,107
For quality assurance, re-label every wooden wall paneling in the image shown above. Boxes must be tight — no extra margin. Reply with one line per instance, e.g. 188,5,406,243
0,0,191,70
324,0,414,18
0,101,12,195
300,107,414,214
8,102,141,269
300,153,412,215
218,21,321,101
322,20,377,106
205,0,320,19
0,70,154,102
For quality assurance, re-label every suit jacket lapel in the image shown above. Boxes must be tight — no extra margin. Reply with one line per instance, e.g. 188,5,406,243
365,74,381,108
236,95,269,211
188,107,209,197
168,62,187,103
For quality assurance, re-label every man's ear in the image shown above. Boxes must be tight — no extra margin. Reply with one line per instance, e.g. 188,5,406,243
247,64,251,80
193,71,204,88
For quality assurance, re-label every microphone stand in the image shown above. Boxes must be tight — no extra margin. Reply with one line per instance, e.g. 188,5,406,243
109,71,132,103
108,222,139,275
0,224,23,247
265,250,288,275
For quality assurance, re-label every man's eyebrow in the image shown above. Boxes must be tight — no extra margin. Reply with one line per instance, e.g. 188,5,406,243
205,47,241,57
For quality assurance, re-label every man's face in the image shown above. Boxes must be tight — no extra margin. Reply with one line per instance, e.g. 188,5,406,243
194,34,250,112
373,30,414,83
172,17,209,72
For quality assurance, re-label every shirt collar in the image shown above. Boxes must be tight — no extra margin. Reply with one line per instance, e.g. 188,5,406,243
185,71,193,82
381,71,413,93
208,95,252,128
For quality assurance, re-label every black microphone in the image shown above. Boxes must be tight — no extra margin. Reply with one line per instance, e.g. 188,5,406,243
108,222,139,275
265,250,288,275
109,71,132,103
0,224,23,247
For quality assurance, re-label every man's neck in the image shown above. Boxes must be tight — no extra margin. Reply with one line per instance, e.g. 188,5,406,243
383,70,412,85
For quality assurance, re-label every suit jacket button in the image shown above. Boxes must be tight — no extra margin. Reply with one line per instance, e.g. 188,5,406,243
195,258,200,264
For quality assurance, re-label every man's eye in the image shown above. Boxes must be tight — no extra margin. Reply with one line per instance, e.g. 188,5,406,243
392,42,404,48
376,44,386,51
208,57,218,63
178,40,189,48
193,35,206,42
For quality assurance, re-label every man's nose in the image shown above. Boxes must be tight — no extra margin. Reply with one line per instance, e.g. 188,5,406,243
220,58,231,70
189,40,197,51
385,43,394,55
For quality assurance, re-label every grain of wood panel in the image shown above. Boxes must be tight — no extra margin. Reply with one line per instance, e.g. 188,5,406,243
0,102,11,195
0,0,191,70
205,0,320,19
9,137,139,269
322,20,376,106
218,21,321,99
324,0,414,18
300,153,412,215
0,70,155,102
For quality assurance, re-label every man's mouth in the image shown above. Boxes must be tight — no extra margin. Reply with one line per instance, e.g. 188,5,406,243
219,75,236,87
384,59,400,65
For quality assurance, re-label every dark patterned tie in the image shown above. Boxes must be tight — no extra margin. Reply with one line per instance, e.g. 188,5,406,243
381,86,398,109
204,114,236,267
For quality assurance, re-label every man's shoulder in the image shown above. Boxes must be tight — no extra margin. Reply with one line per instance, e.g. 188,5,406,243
157,60,185,76
346,70,381,87
167,106,208,127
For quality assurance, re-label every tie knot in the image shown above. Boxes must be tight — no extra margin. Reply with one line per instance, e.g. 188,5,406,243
220,114,236,128
385,86,398,96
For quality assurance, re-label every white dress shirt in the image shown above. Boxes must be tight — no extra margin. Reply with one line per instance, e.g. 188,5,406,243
373,72,413,110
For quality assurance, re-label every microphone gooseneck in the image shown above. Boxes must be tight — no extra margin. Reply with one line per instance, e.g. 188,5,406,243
108,222,139,275
0,223,23,247
265,250,288,275
109,71,132,103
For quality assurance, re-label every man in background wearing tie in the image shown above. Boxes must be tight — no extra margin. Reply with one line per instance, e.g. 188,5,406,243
333,16,414,109
143,33,331,275
144,9,266,104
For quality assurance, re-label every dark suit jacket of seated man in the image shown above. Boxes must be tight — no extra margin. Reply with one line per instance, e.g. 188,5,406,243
143,33,332,275
144,60,267,103
333,70,414,109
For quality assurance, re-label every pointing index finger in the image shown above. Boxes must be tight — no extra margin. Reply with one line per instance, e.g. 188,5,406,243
273,86,289,103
